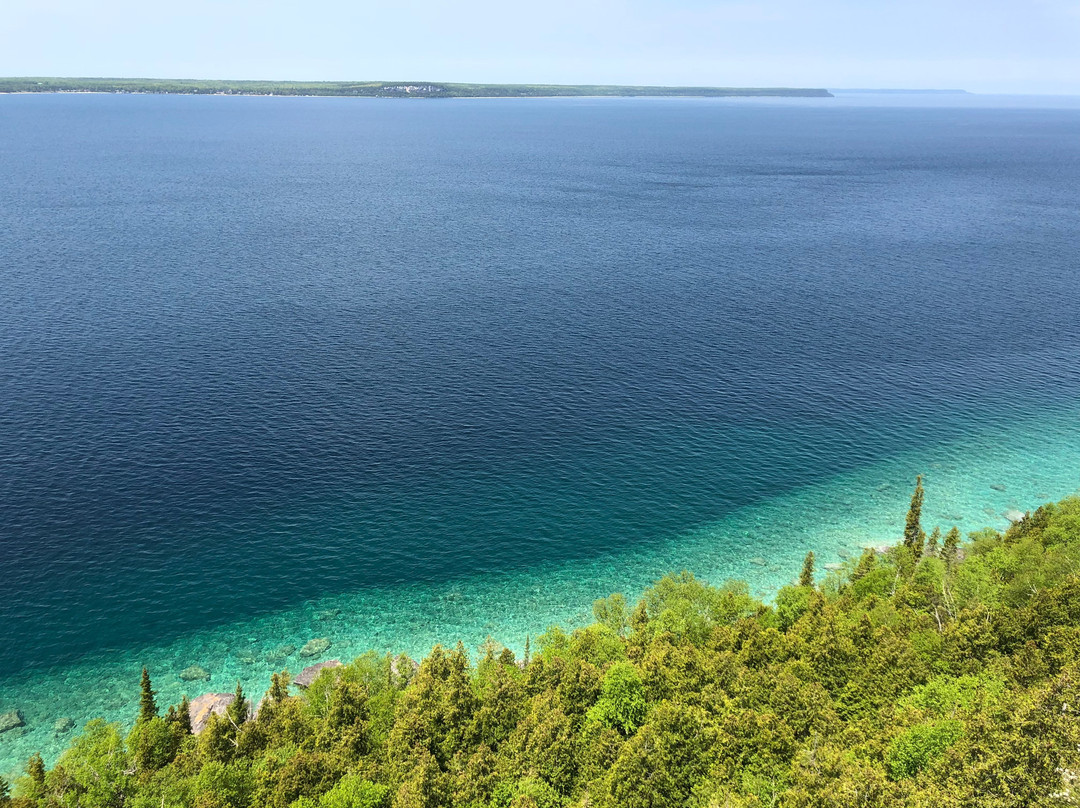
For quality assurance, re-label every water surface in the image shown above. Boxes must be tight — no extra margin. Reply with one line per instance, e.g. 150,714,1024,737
1,94,1079,773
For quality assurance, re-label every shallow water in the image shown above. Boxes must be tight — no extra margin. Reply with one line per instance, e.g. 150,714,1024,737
1,94,1079,774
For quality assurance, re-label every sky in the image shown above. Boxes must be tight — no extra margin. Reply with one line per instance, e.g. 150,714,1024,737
1,0,1079,94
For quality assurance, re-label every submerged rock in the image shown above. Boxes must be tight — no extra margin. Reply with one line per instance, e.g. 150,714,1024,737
748,557,768,567
53,716,76,734
990,484,1007,492
265,644,296,664
299,637,331,658
188,693,235,735
315,609,341,621
180,665,211,682
294,660,344,688
236,651,258,665
1004,509,1026,523
0,710,25,733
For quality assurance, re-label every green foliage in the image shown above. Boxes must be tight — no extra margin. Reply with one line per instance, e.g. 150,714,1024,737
491,778,562,808
799,551,815,587
228,681,249,727
903,475,926,558
129,715,180,771
942,526,961,565
21,490,1080,808
138,667,157,723
592,593,628,637
775,584,812,630
317,774,388,808
175,695,193,735
587,662,648,735
898,673,1006,716
640,572,758,644
925,525,941,557
50,719,133,808
885,719,963,779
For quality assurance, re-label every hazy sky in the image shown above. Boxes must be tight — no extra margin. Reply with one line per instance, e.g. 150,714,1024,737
2,0,1079,93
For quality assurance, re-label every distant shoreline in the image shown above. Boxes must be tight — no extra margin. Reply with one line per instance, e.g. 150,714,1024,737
0,77,833,99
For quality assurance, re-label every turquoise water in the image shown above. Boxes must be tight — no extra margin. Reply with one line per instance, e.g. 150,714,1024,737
2,94,1080,775
2,399,1079,775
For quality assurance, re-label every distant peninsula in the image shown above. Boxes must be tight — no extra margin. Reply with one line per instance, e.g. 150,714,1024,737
0,77,833,98
830,88,970,94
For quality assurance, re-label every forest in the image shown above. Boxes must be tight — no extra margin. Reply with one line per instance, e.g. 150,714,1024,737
2,481,1078,807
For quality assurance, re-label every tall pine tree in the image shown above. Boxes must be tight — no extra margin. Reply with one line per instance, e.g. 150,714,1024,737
926,526,941,557
943,526,961,565
177,695,193,735
269,671,290,703
903,475,926,558
799,551,816,587
27,752,45,787
227,681,248,727
139,667,158,723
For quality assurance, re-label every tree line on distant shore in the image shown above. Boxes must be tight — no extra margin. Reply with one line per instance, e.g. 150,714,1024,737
0,78,832,98
2,479,1077,807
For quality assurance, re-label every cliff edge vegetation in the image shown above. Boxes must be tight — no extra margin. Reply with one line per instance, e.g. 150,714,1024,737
3,482,1079,808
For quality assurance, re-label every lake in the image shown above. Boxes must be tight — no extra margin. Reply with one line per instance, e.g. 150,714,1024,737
1,93,1079,772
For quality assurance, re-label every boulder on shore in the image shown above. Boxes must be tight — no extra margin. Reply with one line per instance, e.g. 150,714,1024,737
1004,509,1026,523
180,665,211,682
824,562,843,572
188,693,235,735
294,660,344,688
299,637,331,658
0,710,25,733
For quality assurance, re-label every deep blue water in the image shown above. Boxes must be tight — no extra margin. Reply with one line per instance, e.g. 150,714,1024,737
2,94,1080,685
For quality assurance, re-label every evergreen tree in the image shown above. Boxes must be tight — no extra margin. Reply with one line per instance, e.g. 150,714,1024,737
903,475,925,557
943,526,961,565
270,670,290,703
177,694,193,735
227,681,248,727
853,548,876,580
27,752,45,788
139,667,157,723
0,774,9,807
799,551,816,587
926,526,941,557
